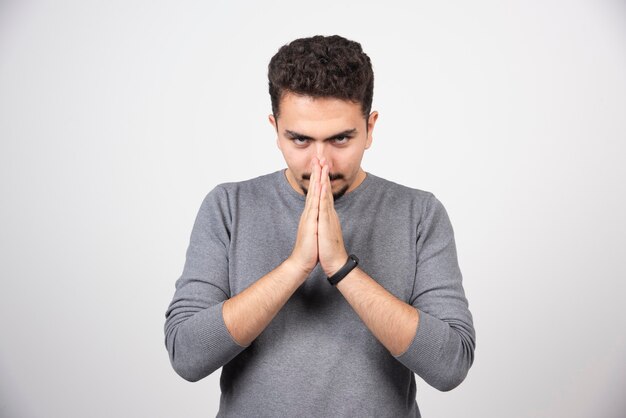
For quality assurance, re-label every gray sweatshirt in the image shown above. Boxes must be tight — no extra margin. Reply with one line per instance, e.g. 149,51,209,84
164,169,476,417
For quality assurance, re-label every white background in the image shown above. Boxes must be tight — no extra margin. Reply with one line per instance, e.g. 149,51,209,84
1,0,625,417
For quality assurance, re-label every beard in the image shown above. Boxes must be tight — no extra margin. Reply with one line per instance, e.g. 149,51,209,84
301,172,349,201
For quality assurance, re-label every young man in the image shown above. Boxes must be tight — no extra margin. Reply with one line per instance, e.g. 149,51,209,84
164,35,476,417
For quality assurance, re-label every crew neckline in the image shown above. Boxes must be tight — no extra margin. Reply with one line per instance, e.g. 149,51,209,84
275,168,374,206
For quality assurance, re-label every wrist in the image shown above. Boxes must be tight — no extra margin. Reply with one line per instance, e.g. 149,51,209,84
326,254,359,286
284,257,315,281
323,253,350,277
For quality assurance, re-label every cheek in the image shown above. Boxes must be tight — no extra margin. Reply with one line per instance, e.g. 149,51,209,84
334,150,360,172
284,151,311,175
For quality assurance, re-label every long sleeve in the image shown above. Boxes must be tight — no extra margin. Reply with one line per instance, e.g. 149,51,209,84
393,193,476,391
164,185,248,382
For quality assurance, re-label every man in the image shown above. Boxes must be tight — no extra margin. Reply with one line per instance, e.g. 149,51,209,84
164,35,476,417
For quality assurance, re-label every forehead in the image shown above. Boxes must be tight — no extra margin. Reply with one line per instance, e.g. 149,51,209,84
278,92,362,126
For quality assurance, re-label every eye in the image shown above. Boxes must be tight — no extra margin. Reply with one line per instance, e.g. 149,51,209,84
291,138,309,146
333,136,350,145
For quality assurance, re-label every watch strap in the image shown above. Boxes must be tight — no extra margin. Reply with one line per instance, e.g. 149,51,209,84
327,254,359,286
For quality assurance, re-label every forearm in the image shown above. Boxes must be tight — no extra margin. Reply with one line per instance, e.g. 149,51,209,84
335,267,419,356
223,258,309,347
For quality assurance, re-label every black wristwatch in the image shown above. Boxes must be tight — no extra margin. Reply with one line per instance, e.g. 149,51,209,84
327,254,359,286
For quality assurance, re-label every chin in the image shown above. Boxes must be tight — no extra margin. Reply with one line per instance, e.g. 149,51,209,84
333,185,350,200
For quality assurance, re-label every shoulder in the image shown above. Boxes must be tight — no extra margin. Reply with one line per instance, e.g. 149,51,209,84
217,171,278,192
369,175,456,239
201,170,280,205
366,172,437,210
207,170,275,193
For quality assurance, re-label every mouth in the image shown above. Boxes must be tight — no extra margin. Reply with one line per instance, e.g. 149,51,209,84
302,170,342,184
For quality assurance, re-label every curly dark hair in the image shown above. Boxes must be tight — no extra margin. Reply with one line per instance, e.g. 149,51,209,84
268,35,374,122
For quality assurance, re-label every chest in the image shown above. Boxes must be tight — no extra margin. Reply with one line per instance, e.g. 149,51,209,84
227,203,419,303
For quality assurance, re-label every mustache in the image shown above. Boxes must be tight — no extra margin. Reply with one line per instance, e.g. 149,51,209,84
303,172,343,181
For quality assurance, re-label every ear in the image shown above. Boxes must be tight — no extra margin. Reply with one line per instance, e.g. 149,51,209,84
268,113,277,130
365,111,378,150
269,114,280,150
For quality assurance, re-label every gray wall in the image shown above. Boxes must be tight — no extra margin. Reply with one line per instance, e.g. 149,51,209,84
1,0,625,417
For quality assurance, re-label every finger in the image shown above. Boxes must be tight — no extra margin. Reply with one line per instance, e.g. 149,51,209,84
305,156,319,208
319,163,329,216
311,159,322,213
305,160,322,229
323,163,333,209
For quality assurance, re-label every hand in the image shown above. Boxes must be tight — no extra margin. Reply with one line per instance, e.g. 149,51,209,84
317,158,349,277
288,156,322,275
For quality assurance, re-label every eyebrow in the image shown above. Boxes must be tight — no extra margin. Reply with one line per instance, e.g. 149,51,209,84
284,128,357,141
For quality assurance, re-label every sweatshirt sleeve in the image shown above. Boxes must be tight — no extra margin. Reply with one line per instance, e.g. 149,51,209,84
393,193,476,392
164,185,248,382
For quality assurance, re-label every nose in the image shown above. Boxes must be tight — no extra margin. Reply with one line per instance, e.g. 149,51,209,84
314,143,332,170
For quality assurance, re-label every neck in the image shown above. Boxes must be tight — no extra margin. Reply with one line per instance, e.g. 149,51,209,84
284,168,303,195
345,168,367,194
